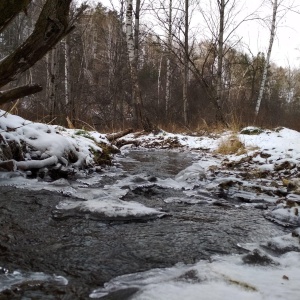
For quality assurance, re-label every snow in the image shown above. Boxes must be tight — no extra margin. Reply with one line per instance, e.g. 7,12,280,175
90,248,300,299
0,109,109,169
2,111,300,298
56,198,164,219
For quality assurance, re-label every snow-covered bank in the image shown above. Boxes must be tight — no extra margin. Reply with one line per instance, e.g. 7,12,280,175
1,110,300,225
0,109,113,173
1,111,300,299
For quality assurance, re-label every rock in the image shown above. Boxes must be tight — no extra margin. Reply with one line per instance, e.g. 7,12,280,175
264,207,300,227
291,227,300,237
254,203,268,210
240,127,263,135
260,152,271,159
177,269,200,282
260,233,300,254
274,160,296,171
242,249,278,266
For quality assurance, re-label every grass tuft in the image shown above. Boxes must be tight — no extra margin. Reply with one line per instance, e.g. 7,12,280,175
216,134,246,155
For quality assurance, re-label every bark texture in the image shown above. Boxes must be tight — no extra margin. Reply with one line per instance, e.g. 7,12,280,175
0,0,32,34
125,0,153,132
255,0,278,117
0,0,72,89
0,85,42,105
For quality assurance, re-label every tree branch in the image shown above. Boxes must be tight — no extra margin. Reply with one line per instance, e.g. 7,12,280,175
0,0,72,88
0,0,32,34
0,84,43,105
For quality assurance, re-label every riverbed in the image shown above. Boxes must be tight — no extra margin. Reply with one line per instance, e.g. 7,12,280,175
0,150,291,299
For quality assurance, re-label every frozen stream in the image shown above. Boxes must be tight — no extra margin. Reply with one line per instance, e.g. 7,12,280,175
0,150,290,299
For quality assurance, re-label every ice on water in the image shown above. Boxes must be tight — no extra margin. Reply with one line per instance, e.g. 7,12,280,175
0,270,67,293
90,235,300,300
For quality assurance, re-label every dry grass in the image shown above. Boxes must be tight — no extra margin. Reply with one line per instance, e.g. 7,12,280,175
216,134,246,155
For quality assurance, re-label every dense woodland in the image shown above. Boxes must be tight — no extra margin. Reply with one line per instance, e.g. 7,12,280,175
1,0,300,131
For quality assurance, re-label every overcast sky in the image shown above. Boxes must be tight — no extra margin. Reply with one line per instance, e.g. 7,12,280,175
78,0,300,68
239,0,300,68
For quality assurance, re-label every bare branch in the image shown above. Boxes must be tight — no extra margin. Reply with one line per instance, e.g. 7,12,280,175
0,0,72,88
0,84,42,105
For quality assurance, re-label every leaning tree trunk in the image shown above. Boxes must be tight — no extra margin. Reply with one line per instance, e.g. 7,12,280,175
0,0,32,34
0,0,73,105
255,0,278,118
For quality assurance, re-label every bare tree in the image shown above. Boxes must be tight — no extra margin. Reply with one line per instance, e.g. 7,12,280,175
165,0,173,117
183,0,189,125
126,0,153,131
254,0,278,118
0,0,78,106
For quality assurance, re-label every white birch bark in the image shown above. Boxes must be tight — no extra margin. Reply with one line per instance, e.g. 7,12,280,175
216,0,225,121
255,0,278,117
126,0,135,64
64,37,71,106
165,0,172,117
183,0,189,125
157,54,163,107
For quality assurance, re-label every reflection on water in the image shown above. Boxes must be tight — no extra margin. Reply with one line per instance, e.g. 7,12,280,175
119,149,195,178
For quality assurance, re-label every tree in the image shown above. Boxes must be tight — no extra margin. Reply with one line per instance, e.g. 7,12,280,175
126,0,153,131
183,0,189,125
254,0,278,118
0,0,76,106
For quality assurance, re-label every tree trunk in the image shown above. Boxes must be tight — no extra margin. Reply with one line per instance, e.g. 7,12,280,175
0,0,73,89
212,0,228,125
255,0,278,118
0,0,32,34
157,54,163,108
165,0,172,118
64,36,71,108
183,0,189,125
126,0,153,131
48,46,59,119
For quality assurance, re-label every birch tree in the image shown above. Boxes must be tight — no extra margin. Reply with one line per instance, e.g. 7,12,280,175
183,0,189,125
254,0,278,118
126,0,153,130
215,0,226,124
165,0,173,117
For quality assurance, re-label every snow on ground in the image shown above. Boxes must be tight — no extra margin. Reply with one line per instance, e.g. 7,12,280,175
90,231,300,299
0,109,109,169
1,111,300,298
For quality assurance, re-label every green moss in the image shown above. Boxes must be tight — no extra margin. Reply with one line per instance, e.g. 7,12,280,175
90,143,120,165
75,130,96,142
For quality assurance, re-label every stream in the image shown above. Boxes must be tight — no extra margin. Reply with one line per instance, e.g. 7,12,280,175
0,150,289,299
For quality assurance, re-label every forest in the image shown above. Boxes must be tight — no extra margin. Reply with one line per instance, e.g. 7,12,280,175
1,0,300,132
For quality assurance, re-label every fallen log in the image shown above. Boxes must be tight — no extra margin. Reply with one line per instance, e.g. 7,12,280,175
0,160,16,172
107,128,133,142
16,155,58,170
